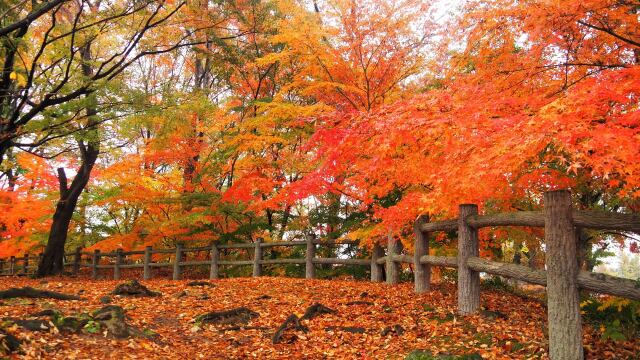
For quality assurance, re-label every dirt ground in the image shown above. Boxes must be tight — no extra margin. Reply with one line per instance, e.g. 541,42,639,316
0,276,637,359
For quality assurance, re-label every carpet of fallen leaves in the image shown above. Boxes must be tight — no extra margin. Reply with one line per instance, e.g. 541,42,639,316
0,276,638,359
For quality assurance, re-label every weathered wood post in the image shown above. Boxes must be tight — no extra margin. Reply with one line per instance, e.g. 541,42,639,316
370,243,385,282
305,234,316,279
544,190,582,360
414,215,431,293
143,246,152,280
253,238,263,277
0,259,4,275
22,253,29,274
9,256,15,275
92,250,100,279
114,248,123,280
458,204,480,315
209,243,219,280
73,247,81,275
173,244,183,280
386,233,401,285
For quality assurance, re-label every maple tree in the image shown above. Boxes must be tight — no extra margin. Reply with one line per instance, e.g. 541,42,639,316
283,0,640,259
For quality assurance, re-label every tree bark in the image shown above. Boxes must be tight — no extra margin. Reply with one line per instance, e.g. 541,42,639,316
37,42,99,277
370,242,385,282
413,215,430,293
305,234,316,279
458,204,480,315
37,149,97,277
544,190,583,360
386,233,402,285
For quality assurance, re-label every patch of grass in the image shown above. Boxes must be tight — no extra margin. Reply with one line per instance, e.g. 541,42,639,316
473,332,492,346
480,276,514,293
405,350,483,360
435,312,455,324
422,304,435,312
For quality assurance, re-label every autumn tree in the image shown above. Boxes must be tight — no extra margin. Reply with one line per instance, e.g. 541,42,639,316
0,0,203,275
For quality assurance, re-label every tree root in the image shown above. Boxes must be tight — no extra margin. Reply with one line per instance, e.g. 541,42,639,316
300,303,335,321
0,287,82,300
272,314,308,344
112,280,160,297
196,307,259,326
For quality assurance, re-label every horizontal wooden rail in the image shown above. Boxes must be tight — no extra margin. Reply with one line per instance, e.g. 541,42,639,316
418,210,640,234
312,258,369,265
218,243,255,249
260,259,306,265
466,212,544,228
392,254,413,264
260,241,306,247
118,264,144,269
467,257,640,301
420,219,457,232
574,210,640,233
179,260,211,266
467,257,544,285
219,260,254,266
420,255,458,268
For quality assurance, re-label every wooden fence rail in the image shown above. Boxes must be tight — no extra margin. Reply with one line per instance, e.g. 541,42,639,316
0,238,365,281
1,190,639,359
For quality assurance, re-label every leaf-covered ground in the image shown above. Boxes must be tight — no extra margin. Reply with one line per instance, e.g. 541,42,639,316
0,276,637,359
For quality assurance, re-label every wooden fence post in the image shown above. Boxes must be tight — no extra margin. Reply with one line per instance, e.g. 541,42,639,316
143,246,152,280
9,256,15,275
253,238,263,277
544,190,583,360
414,215,430,293
371,243,384,282
209,243,219,280
114,248,123,280
0,259,4,275
23,253,29,274
92,250,100,279
458,204,480,315
386,233,401,285
305,234,316,279
73,247,81,275
173,244,183,280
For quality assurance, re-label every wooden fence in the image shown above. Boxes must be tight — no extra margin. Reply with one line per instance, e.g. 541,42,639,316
0,238,364,281
1,190,639,360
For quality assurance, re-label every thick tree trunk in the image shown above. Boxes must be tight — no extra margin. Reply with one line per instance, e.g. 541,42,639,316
457,204,480,315
37,42,99,277
386,233,402,285
37,152,97,276
544,190,583,360
413,215,430,293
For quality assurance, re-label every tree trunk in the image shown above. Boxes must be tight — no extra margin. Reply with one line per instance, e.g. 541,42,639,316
37,149,98,277
37,42,99,277
458,204,480,315
544,190,583,360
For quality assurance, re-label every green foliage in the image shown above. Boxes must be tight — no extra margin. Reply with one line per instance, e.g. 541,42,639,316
581,297,640,341
480,276,515,293
83,320,101,334
405,350,482,360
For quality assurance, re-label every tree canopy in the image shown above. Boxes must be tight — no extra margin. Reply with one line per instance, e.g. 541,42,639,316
0,0,638,277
